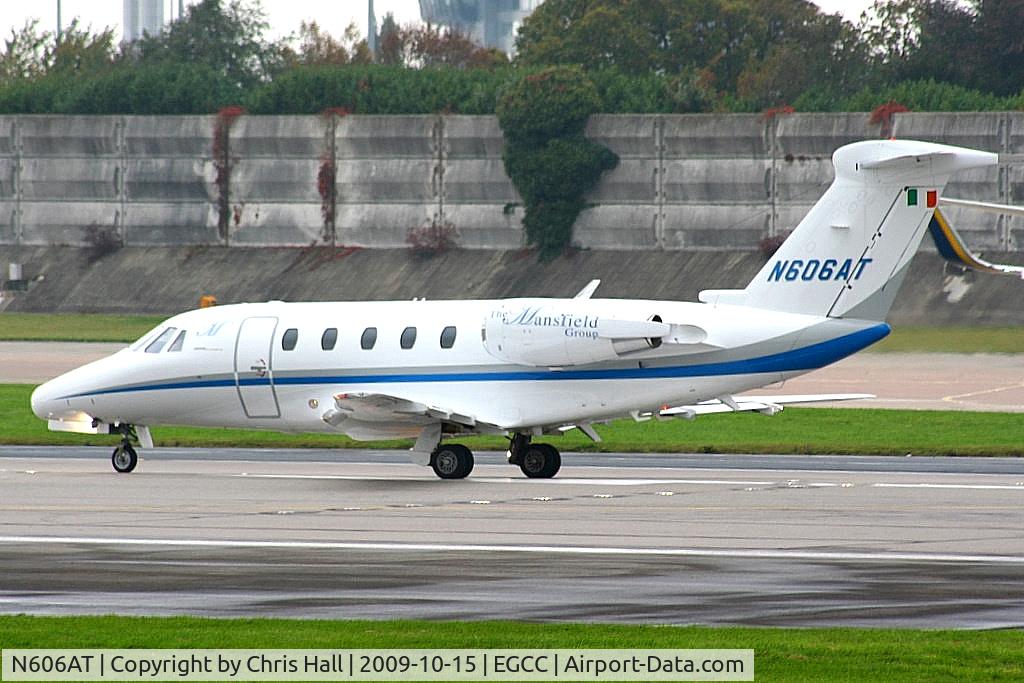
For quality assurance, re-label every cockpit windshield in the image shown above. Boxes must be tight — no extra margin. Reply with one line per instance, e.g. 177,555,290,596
144,327,177,353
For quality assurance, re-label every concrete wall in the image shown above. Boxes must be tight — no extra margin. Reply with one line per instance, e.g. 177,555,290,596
0,112,1021,251
4,245,1022,327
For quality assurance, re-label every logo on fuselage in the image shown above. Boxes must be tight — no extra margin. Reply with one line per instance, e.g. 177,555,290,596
767,257,873,283
503,307,600,339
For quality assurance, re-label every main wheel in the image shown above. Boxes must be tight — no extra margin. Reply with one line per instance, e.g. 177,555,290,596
111,443,138,473
520,443,561,478
430,444,474,479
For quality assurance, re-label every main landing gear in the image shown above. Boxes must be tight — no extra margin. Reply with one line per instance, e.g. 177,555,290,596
111,424,140,473
430,444,475,479
507,433,561,479
426,434,563,479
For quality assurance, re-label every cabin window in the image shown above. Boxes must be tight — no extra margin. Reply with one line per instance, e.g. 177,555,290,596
321,327,338,351
360,327,377,350
281,328,298,351
167,330,187,352
400,326,417,349
440,326,457,349
145,327,177,354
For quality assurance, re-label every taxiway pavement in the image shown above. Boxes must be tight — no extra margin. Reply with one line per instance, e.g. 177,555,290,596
2,447,1022,628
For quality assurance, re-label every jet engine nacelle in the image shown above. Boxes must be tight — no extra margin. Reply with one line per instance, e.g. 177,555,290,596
481,300,706,367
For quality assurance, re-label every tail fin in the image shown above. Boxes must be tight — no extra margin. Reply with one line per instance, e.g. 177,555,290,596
741,140,997,320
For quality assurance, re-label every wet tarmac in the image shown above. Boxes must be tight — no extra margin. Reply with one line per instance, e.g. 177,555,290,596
1,448,1022,628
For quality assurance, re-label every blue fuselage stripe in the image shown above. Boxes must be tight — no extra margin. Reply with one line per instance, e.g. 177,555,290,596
62,323,890,399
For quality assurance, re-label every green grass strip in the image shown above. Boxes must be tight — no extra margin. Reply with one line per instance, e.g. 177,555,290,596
870,326,1024,353
2,314,1024,353
0,313,164,343
4,384,1022,456
1,616,1022,681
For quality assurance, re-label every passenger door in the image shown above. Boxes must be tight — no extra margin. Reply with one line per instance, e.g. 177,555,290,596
234,317,281,418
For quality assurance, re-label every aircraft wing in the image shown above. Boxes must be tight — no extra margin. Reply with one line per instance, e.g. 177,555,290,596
930,204,1024,278
321,391,502,433
658,393,874,419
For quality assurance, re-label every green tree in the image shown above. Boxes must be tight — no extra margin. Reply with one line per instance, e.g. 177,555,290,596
0,20,51,84
497,66,618,260
514,0,867,107
377,13,403,65
283,21,372,67
49,20,118,76
0,19,116,85
131,0,284,88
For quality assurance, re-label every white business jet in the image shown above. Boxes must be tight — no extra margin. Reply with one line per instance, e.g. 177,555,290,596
30,139,1008,479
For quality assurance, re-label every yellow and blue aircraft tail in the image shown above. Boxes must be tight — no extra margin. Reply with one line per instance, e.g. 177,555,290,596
928,207,1024,278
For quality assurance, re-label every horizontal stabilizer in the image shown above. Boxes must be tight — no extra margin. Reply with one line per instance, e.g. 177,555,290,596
858,151,956,171
929,208,1024,278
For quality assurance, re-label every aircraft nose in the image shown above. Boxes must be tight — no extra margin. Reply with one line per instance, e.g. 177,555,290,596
30,380,58,420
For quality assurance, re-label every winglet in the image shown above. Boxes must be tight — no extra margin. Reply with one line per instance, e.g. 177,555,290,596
574,279,601,299
929,208,1024,278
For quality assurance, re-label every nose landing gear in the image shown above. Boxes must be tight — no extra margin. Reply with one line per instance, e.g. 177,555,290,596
110,424,141,473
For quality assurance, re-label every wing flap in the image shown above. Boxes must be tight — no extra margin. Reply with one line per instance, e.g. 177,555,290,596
323,392,495,431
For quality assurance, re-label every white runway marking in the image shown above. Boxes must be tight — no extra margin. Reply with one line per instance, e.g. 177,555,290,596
1,535,1022,565
236,473,777,486
874,483,1024,491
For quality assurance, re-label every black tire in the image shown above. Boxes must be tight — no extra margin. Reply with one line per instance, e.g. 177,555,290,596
111,443,138,473
430,444,474,479
520,443,561,478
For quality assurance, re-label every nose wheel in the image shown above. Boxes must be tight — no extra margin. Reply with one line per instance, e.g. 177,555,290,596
110,423,142,473
111,442,138,473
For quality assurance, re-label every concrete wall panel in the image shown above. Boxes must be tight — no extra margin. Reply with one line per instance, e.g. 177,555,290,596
663,115,768,158
230,116,326,158
892,113,1004,153
336,204,432,248
661,205,769,250
232,159,320,202
574,205,658,250
124,204,219,246
773,157,833,204
228,204,324,246
664,159,769,203
591,159,658,202
124,158,210,202
443,204,524,249
0,159,17,200
776,113,874,157
123,116,214,157
0,201,15,242
444,159,518,202
19,202,120,245
336,116,438,158
586,116,659,158
444,116,504,158
18,116,119,156
337,159,436,202
0,117,17,156
20,158,121,200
